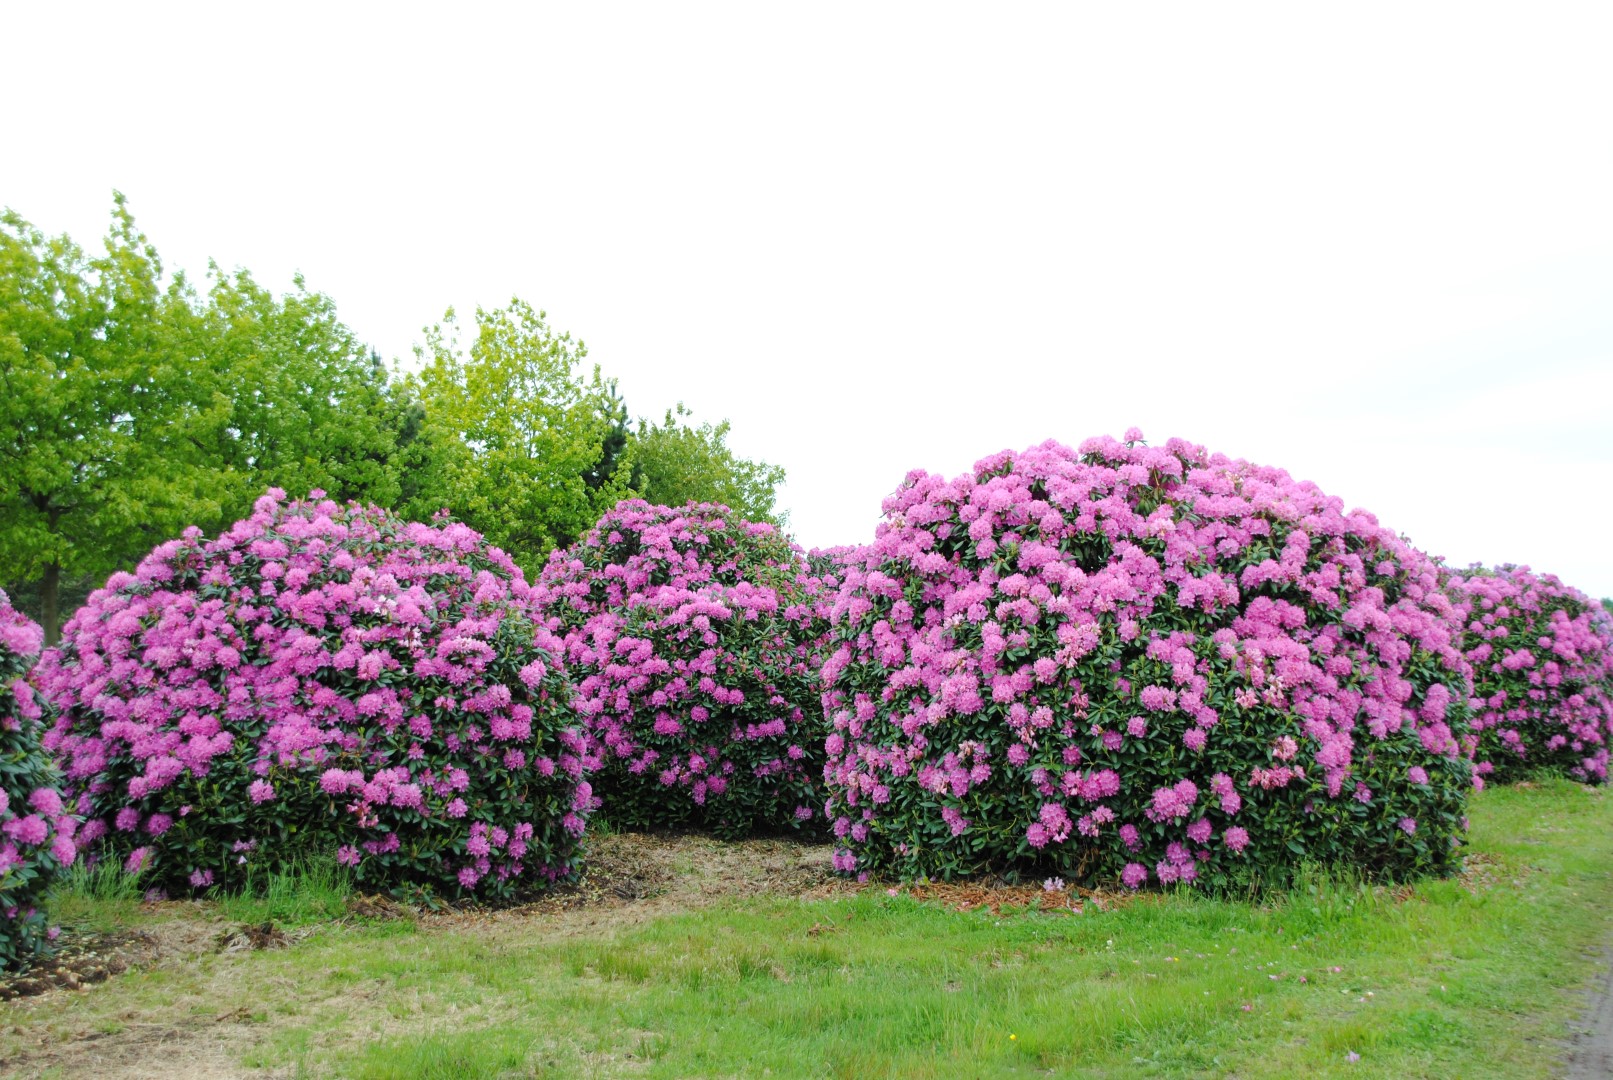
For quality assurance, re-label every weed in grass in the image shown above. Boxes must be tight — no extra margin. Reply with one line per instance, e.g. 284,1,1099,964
48,859,149,931
214,859,353,926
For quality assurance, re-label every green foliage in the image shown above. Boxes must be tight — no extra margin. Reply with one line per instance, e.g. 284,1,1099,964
584,377,637,495
403,300,633,576
1,197,790,636
0,196,416,641
630,403,787,526
197,267,420,513
0,196,230,641
214,858,353,926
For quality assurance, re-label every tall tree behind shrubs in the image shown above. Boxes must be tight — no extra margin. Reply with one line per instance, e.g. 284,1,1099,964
400,301,636,576
1,197,790,635
1,196,230,644
0,197,417,642
632,404,788,527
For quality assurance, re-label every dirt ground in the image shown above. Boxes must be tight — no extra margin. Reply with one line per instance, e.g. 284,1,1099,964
0,832,863,1079
1563,940,1613,1079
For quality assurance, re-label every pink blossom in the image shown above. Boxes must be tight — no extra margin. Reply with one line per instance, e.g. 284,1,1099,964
818,434,1475,890
535,500,832,835
34,493,590,901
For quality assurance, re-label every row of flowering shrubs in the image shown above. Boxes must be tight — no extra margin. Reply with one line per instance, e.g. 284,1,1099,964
37,492,594,903
534,501,835,837
5,434,1610,972
820,434,1476,889
0,592,79,970
1450,565,1613,784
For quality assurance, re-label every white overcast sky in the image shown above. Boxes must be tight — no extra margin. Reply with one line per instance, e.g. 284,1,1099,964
8,3,1613,596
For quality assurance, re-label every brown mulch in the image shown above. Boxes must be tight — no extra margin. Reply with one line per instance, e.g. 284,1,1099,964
897,878,1132,916
523,831,679,910
0,929,160,1001
213,921,296,953
342,894,413,921
423,831,854,931
1459,850,1540,896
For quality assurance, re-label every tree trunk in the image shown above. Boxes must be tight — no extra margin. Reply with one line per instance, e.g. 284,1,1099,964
42,562,60,647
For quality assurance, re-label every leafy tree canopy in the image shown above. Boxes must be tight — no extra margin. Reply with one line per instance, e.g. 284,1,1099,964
199,266,416,512
0,195,414,640
2,197,792,636
629,403,787,526
402,299,633,576
0,195,230,641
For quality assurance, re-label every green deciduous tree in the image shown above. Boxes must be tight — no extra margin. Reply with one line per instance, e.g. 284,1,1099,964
1,196,418,641
403,300,633,576
630,403,787,525
198,266,416,511
0,196,233,642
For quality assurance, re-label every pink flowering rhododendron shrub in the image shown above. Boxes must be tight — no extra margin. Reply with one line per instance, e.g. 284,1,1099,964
1450,565,1613,784
0,591,79,971
536,501,833,836
808,545,864,581
822,433,1474,891
38,491,592,901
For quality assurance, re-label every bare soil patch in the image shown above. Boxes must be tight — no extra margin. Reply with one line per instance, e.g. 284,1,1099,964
1563,939,1613,1080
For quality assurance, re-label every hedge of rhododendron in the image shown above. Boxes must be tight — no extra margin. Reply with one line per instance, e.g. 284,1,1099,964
808,545,864,581
37,492,592,901
536,501,833,836
0,592,79,971
1450,565,1613,784
821,432,1475,891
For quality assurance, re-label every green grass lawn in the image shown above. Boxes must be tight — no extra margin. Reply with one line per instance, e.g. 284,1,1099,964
9,780,1613,1078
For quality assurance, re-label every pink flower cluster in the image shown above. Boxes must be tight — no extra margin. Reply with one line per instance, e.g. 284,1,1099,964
1448,565,1613,783
0,591,79,971
534,501,834,836
821,433,1473,889
37,491,592,899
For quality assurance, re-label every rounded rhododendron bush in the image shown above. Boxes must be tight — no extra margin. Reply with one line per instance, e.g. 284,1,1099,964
0,591,79,970
822,433,1474,890
38,491,592,901
1451,565,1613,784
536,501,833,837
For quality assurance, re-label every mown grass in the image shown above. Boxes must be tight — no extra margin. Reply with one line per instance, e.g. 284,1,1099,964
16,780,1613,1078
